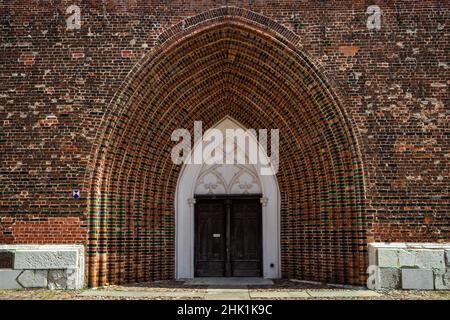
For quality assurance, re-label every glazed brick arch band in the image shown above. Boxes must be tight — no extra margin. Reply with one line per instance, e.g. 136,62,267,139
86,10,366,286
0,1,448,288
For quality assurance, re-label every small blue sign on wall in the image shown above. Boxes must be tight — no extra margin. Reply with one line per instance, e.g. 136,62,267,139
73,189,80,200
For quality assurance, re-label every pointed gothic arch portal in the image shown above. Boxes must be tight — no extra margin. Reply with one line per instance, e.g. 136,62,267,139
175,117,281,279
86,7,368,287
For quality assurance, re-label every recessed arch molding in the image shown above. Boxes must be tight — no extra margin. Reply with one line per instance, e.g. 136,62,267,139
85,7,369,287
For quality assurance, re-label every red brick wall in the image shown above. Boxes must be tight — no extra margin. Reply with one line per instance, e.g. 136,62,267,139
0,1,448,286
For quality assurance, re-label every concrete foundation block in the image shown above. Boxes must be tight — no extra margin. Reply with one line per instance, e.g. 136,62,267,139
0,270,23,289
398,249,417,267
434,270,450,290
14,250,78,269
402,269,434,290
379,268,401,289
378,249,399,268
48,270,67,290
17,270,48,288
66,269,77,290
415,250,445,269
398,249,446,269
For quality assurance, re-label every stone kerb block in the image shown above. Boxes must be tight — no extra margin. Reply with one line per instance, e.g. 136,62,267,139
14,250,78,270
415,250,446,269
48,270,67,290
66,269,78,290
378,268,401,289
0,270,22,289
398,249,416,267
17,270,48,288
402,269,434,290
398,249,446,269
434,270,450,290
377,249,399,268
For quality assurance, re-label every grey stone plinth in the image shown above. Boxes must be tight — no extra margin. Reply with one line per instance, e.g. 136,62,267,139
0,245,85,290
369,243,450,291
17,270,48,288
379,268,401,289
401,269,434,290
14,250,78,269
0,270,23,289
48,270,67,290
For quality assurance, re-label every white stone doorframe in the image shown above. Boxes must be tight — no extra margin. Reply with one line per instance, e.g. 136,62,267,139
175,117,281,279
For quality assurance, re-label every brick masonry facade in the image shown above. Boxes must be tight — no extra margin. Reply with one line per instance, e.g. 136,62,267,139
0,1,448,287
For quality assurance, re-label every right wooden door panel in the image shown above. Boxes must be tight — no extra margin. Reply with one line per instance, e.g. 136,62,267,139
230,199,262,277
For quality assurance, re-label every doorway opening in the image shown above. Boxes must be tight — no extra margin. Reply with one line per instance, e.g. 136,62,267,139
175,117,280,279
195,196,263,277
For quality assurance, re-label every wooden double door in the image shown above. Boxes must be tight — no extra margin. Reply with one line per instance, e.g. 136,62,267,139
194,197,262,277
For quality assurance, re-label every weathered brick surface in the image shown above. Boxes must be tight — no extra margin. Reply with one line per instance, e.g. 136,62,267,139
0,1,448,286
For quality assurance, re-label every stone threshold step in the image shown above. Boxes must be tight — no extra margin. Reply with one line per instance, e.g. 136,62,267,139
185,277,274,286
79,289,381,299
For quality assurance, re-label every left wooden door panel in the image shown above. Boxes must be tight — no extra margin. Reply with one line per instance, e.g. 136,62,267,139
195,200,226,277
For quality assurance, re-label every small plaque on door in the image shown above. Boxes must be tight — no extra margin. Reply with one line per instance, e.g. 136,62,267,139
213,233,221,238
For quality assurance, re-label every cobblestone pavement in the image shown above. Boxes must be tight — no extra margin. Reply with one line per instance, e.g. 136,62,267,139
0,280,449,300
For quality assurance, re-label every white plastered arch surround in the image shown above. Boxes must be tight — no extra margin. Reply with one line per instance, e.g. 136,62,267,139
175,116,281,279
